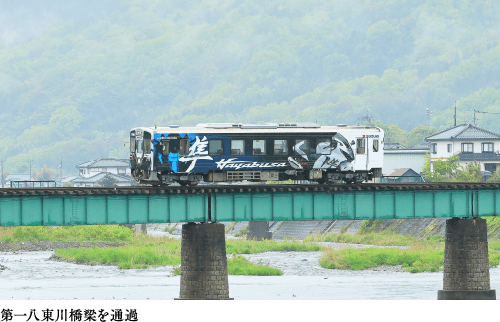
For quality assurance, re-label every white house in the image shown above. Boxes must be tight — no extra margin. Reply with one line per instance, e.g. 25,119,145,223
76,158,131,178
4,173,36,187
73,172,136,187
425,124,500,172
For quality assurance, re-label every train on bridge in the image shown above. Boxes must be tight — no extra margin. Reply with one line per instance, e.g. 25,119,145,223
130,123,384,186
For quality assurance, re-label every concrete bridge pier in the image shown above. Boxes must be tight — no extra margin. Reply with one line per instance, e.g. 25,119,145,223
438,218,496,300
246,221,272,240
177,223,232,300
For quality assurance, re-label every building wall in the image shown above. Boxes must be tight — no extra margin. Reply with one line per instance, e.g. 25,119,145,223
430,140,500,159
79,167,130,178
383,152,428,175
429,140,500,172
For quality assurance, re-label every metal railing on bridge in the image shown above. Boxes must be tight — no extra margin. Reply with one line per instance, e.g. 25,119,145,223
0,182,499,226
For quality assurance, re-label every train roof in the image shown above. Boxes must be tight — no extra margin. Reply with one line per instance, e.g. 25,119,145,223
132,123,383,134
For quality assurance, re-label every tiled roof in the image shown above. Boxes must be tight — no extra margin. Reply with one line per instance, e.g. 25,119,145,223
410,141,430,149
384,142,406,150
76,158,130,168
73,172,135,183
426,124,500,141
5,174,34,181
386,168,419,177
61,175,79,183
459,153,500,162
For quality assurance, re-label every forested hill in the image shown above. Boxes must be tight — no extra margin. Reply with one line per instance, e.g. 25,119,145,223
1,0,500,174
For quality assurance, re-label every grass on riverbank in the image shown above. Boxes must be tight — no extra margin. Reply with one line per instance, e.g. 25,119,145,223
319,244,500,273
53,236,314,273
227,239,322,253
228,255,283,276
0,225,134,243
55,238,182,269
305,231,444,247
56,239,284,275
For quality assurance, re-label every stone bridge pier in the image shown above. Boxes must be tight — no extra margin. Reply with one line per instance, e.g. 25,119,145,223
438,218,496,300
246,221,272,240
176,223,232,300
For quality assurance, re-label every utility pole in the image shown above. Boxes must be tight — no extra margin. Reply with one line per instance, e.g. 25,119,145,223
426,108,433,134
454,101,457,126
473,110,477,125
59,157,63,187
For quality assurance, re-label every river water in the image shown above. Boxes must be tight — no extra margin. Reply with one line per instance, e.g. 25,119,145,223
1,251,500,300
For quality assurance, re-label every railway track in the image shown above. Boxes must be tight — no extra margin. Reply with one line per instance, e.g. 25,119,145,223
1,182,500,196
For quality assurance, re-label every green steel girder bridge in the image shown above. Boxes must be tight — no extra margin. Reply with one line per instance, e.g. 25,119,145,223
0,182,499,226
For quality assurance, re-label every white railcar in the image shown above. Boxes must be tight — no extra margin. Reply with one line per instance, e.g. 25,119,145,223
129,123,384,185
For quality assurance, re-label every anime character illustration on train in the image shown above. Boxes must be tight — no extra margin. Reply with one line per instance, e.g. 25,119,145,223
129,123,384,186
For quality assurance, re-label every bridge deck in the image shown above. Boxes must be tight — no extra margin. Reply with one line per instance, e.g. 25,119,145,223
0,183,498,226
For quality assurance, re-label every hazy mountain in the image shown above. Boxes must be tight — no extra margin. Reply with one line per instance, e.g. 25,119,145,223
1,0,500,173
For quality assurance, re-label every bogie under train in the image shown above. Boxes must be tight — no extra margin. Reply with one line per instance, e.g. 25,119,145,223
130,123,384,185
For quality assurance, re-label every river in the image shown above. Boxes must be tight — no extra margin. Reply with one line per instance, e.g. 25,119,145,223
1,251,499,300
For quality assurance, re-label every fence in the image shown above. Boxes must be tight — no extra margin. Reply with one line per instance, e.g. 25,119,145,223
9,181,59,188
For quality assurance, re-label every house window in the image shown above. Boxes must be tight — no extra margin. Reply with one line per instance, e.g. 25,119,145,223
482,142,494,152
447,144,452,153
462,143,473,152
230,140,245,155
253,140,266,155
431,143,437,153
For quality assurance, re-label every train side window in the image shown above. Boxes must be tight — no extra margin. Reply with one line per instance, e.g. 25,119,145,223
373,140,379,152
231,140,245,155
294,139,310,155
253,140,266,155
356,138,365,154
274,140,288,155
179,139,190,156
209,140,224,156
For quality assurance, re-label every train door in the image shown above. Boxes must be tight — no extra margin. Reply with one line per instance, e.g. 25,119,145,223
166,139,180,173
354,137,367,170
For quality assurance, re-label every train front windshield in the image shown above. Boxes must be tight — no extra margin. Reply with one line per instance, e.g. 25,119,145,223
130,131,151,154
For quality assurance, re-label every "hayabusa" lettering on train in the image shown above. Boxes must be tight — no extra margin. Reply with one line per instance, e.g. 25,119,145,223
216,158,287,170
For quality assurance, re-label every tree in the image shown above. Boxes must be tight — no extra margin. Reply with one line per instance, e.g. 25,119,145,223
36,167,54,181
98,174,119,187
372,121,406,145
455,161,482,182
405,126,437,148
422,154,460,182
422,154,483,182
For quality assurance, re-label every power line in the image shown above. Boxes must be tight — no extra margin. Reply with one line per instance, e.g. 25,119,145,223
474,110,500,115
473,109,500,125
